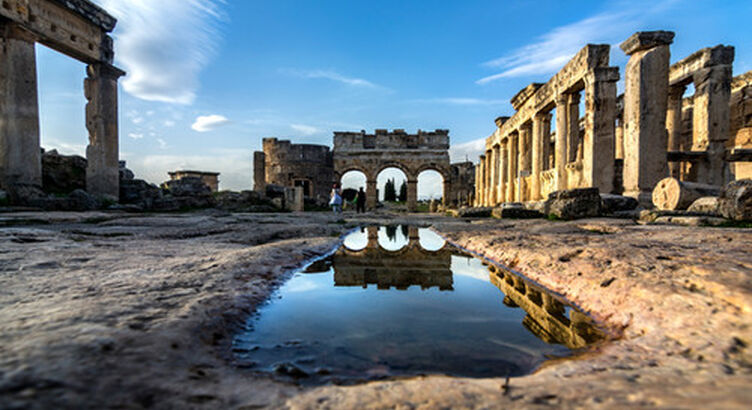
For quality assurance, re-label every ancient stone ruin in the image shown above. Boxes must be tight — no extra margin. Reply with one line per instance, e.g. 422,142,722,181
333,129,452,211
474,30,752,215
168,170,220,193
0,0,124,202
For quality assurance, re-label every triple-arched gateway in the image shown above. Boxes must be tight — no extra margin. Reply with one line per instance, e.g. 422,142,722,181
333,129,452,211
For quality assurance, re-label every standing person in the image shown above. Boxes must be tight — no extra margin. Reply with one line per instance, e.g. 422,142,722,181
356,187,367,213
329,183,343,214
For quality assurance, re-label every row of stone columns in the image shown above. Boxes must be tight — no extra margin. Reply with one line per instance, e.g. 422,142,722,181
0,22,124,201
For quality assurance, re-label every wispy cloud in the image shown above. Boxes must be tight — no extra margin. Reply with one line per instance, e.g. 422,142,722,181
290,124,320,136
128,132,144,139
192,114,230,132
156,138,169,150
94,0,226,104
476,0,680,84
281,69,380,88
412,97,507,106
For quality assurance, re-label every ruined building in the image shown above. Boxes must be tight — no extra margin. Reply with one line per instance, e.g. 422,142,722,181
168,170,220,193
0,0,124,201
475,30,752,207
254,138,334,205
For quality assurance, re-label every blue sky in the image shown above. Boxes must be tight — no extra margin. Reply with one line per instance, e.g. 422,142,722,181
36,0,751,196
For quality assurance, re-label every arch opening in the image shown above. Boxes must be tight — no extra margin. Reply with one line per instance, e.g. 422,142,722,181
417,169,444,211
377,167,408,203
340,170,367,205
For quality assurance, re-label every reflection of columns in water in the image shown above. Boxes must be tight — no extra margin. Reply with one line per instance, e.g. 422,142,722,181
407,226,419,247
366,226,379,249
0,23,42,190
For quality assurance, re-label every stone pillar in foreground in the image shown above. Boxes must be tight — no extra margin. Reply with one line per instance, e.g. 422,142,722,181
621,31,674,206
85,63,125,200
532,112,547,200
406,179,418,212
692,54,733,186
253,151,267,192
666,85,685,178
366,179,377,210
0,23,41,191
583,66,619,194
555,94,569,191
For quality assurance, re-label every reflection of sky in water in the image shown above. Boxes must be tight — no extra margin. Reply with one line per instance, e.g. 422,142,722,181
343,228,367,251
418,229,446,251
450,254,492,282
377,226,408,251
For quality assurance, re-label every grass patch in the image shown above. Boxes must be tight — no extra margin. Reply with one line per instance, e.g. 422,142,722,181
716,220,752,228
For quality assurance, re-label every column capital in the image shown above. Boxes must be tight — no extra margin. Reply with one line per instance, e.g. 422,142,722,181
555,94,569,106
620,31,674,55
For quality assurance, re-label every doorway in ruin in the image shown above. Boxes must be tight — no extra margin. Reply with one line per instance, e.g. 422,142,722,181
377,167,408,203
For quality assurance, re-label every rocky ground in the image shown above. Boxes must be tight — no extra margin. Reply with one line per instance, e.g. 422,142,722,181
0,211,751,409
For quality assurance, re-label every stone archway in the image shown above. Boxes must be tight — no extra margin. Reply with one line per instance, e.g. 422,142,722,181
333,129,451,211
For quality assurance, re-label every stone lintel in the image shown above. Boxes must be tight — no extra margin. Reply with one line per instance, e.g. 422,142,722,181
731,71,752,90
51,0,117,32
620,31,675,55
511,83,544,111
669,45,735,86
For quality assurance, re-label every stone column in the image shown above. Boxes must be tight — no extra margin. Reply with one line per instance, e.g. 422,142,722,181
485,151,492,205
506,137,516,201
555,95,569,191
442,179,451,207
366,179,377,210
541,114,552,170
583,66,619,193
488,147,497,206
615,114,625,160
0,23,41,191
620,31,674,205
85,63,125,200
478,154,486,206
253,151,266,192
498,143,507,203
518,126,530,201
532,113,548,200
666,85,685,178
568,93,582,162
407,178,418,212
493,144,501,205
692,60,733,186
474,163,481,206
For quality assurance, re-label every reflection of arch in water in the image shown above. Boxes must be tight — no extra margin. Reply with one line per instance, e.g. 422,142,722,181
341,226,449,256
333,227,455,291
377,225,409,252
487,265,605,349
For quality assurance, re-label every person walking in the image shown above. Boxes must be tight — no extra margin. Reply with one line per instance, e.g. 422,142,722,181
329,183,343,214
356,187,367,213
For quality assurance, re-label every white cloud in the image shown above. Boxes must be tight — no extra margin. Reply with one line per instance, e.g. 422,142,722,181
476,0,680,84
290,124,320,136
128,132,144,139
191,114,230,132
449,138,486,163
282,69,380,88
157,138,169,150
123,149,253,191
163,120,176,127
94,0,226,104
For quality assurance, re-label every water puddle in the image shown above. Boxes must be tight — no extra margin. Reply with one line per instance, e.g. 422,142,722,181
233,225,605,385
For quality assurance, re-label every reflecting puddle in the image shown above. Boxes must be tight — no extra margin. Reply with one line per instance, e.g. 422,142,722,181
233,226,605,385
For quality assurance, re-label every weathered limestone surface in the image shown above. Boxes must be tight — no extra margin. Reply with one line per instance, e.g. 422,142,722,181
544,187,602,220
621,31,674,206
652,177,721,210
719,178,752,221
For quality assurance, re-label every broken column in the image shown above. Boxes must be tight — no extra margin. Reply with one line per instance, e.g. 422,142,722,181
621,31,674,205
583,66,619,194
253,151,266,192
0,22,41,192
85,63,125,201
